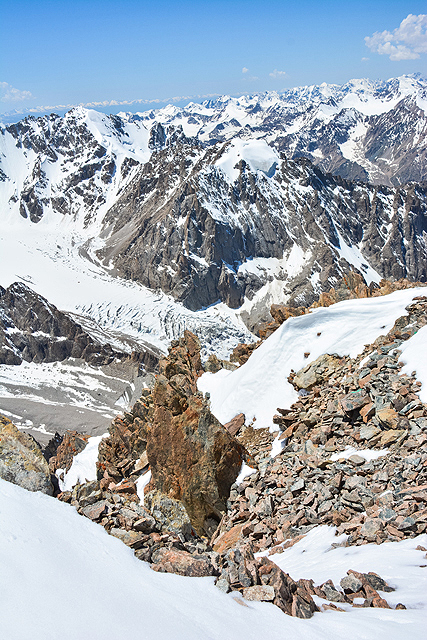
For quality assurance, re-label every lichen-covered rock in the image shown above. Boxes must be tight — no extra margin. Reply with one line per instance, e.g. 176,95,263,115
0,415,53,494
144,490,193,539
293,354,343,390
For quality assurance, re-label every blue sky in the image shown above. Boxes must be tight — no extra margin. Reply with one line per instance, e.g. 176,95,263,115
0,0,426,119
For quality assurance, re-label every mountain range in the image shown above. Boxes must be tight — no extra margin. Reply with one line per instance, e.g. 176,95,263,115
1,74,426,339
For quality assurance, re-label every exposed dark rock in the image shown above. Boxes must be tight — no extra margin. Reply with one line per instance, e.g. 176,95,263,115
0,281,159,367
146,331,246,537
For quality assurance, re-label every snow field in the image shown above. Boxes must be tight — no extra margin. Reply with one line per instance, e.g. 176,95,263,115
1,478,426,640
198,288,427,430
59,433,108,491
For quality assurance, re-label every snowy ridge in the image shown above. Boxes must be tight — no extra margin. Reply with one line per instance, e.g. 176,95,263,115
121,73,427,186
198,288,427,430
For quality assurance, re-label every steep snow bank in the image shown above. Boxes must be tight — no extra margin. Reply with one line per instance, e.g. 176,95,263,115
399,324,427,403
1,478,426,639
198,288,427,429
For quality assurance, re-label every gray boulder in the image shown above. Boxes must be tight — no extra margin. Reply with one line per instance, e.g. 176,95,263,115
0,415,53,494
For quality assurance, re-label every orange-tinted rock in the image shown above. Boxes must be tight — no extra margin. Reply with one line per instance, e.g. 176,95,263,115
213,523,245,553
377,408,399,429
151,548,216,577
48,430,90,474
256,557,318,618
146,331,245,537
230,341,260,365
224,413,245,437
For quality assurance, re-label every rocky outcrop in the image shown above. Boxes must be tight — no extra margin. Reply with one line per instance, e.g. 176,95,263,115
48,431,90,475
255,272,427,338
97,390,153,489
96,330,245,537
146,331,245,537
0,415,53,494
292,354,343,390
0,282,158,367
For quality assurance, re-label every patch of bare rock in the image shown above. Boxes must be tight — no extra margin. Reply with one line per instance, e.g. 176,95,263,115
256,271,426,339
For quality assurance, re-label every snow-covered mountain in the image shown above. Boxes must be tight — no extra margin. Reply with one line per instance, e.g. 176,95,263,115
102,134,427,321
124,73,427,186
0,74,426,351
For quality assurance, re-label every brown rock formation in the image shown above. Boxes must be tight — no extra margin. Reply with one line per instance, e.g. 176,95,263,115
146,330,245,537
48,431,90,474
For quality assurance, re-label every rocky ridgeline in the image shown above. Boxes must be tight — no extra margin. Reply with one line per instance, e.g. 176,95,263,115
0,281,159,368
258,271,427,339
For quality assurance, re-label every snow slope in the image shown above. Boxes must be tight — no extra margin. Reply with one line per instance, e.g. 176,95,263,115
399,324,427,403
198,288,427,430
1,478,426,640
0,216,253,360
58,433,108,491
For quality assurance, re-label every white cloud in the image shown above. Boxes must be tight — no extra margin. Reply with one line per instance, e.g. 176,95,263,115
242,67,249,74
0,82,33,103
365,14,427,61
361,57,369,62
269,69,287,78
0,92,222,118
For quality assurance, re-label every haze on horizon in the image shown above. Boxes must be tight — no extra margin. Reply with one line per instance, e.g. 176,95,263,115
0,0,426,122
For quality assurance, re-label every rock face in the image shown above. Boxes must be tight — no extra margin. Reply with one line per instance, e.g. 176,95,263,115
48,431,90,475
1,91,427,321
292,354,343,390
97,391,153,488
258,272,427,338
0,282,159,368
0,415,53,494
146,331,245,537
100,140,427,315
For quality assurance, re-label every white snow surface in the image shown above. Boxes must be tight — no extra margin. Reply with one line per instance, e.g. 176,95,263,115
198,288,427,429
399,324,427,403
330,446,389,462
136,469,151,504
0,218,253,360
215,138,279,182
264,525,427,618
59,433,108,491
1,479,426,640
